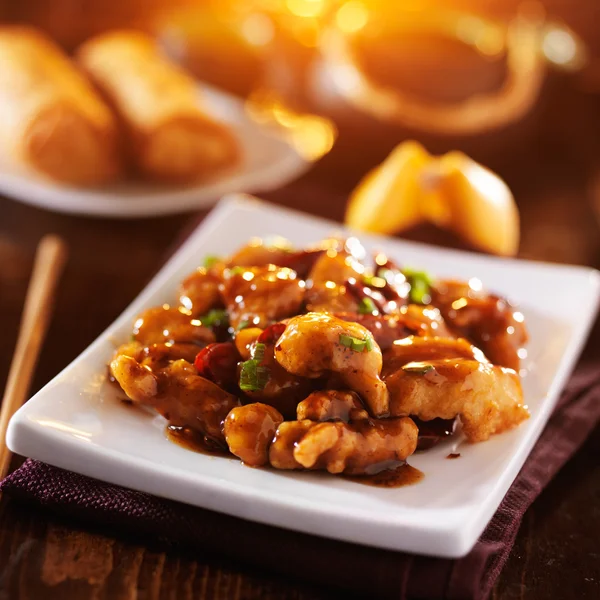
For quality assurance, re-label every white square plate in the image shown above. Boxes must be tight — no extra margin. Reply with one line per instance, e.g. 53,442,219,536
7,196,600,557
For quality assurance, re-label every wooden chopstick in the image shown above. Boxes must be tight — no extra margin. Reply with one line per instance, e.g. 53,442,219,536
0,235,68,480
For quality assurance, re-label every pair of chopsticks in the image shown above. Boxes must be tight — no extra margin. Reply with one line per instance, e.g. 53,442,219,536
0,235,68,480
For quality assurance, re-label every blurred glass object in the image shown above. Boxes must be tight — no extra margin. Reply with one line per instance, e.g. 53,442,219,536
155,2,338,161
154,6,264,97
318,2,548,135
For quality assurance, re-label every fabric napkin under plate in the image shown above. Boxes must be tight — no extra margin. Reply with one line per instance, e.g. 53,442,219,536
2,365,599,600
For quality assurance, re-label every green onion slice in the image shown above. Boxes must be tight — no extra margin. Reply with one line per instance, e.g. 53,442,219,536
339,333,373,353
363,274,386,289
200,309,229,328
239,343,269,391
252,342,266,362
203,255,221,268
239,362,270,392
358,297,377,315
402,361,434,375
402,267,433,304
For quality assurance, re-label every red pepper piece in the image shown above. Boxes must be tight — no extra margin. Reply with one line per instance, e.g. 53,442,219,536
194,342,240,389
257,322,287,345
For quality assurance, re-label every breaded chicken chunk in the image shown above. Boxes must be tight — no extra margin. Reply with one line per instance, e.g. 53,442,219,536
274,312,389,416
385,358,529,442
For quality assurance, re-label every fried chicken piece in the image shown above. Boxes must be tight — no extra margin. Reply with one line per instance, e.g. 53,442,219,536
110,351,157,402
132,306,215,347
276,249,326,278
268,421,313,469
403,304,454,337
228,238,327,278
110,355,238,443
431,279,527,370
269,417,418,474
274,313,389,417
220,265,305,329
385,358,529,442
179,267,223,316
308,249,363,284
115,340,201,370
336,304,453,351
382,335,487,376
296,390,369,422
305,250,362,313
223,403,284,466
228,238,293,267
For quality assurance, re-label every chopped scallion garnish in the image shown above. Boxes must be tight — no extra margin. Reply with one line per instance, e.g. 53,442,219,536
402,268,433,304
339,333,373,352
358,297,377,315
363,274,386,289
200,309,229,328
252,342,266,362
402,362,434,375
228,266,246,276
239,343,269,392
239,363,270,392
203,255,221,268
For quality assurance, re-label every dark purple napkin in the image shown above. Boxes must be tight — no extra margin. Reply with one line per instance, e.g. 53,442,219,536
2,366,599,600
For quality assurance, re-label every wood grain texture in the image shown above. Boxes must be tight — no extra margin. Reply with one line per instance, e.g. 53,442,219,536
0,60,599,600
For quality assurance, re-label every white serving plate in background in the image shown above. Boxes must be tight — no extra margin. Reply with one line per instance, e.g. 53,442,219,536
7,196,600,557
0,86,309,218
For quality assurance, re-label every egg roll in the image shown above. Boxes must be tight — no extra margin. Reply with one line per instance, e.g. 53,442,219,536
76,31,240,182
0,27,121,185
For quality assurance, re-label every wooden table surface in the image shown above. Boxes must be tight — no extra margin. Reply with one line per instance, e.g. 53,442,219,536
1,75,599,599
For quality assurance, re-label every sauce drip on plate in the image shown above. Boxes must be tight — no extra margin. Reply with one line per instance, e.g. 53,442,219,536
167,425,230,457
345,463,423,488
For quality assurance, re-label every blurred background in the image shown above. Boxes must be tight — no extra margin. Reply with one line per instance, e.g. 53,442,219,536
2,0,600,263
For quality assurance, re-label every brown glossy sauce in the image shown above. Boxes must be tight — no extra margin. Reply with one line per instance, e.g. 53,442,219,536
345,463,423,488
354,33,507,103
414,417,456,451
167,424,425,487
447,453,461,459
167,425,230,457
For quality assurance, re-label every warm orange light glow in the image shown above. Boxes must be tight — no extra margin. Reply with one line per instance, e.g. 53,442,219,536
286,0,325,19
542,24,586,70
335,2,369,34
246,90,337,160
241,13,275,46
